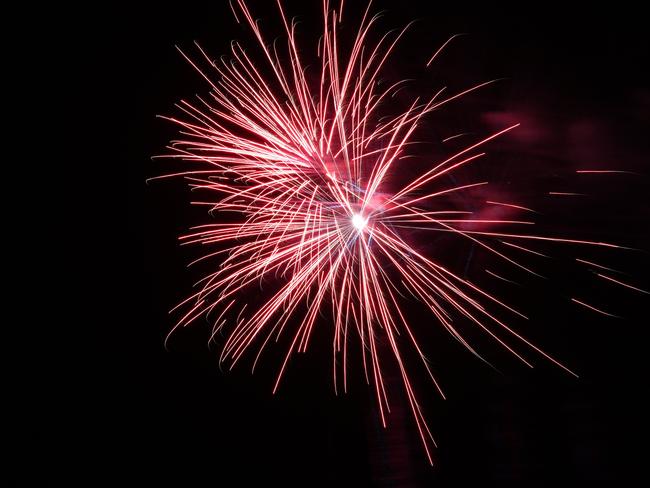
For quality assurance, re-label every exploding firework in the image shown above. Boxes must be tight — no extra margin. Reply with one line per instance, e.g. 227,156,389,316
154,0,638,463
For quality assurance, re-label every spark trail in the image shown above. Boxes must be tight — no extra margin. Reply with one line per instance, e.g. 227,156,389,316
156,0,627,464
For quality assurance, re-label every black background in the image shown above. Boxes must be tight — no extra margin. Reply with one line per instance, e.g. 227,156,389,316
56,1,650,486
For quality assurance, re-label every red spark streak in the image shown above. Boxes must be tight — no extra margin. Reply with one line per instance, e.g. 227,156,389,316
486,200,538,214
596,274,649,295
576,258,623,274
157,0,627,464
486,269,520,285
571,298,619,318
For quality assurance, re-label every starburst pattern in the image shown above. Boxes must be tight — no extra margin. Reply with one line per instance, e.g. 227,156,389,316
156,0,627,463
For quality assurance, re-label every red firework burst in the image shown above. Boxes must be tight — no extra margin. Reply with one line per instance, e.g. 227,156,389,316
153,0,639,464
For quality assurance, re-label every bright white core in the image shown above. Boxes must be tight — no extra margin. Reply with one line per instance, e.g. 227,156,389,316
351,213,367,231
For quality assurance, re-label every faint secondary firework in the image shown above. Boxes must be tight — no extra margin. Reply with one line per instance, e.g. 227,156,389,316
154,0,644,464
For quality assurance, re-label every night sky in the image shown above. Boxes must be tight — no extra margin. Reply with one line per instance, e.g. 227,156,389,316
54,1,650,486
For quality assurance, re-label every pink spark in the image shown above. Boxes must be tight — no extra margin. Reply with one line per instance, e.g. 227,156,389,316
486,200,538,214
596,273,649,295
156,0,632,465
571,298,619,318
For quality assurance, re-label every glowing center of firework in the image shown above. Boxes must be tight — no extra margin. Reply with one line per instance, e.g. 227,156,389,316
351,213,367,231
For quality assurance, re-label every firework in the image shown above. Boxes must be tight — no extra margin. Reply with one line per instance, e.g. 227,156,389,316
155,0,633,464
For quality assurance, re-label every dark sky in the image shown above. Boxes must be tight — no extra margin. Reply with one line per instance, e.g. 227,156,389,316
54,1,650,486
